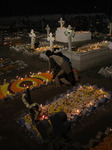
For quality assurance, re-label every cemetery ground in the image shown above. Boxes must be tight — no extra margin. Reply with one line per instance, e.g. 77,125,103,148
0,40,112,150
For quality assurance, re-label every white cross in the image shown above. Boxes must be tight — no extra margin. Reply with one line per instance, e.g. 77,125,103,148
64,25,75,51
45,24,50,37
58,18,65,28
108,23,112,35
47,33,54,51
29,29,36,49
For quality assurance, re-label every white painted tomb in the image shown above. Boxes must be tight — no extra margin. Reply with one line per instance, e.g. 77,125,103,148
56,28,91,43
73,31,91,42
56,27,68,43
61,41,112,71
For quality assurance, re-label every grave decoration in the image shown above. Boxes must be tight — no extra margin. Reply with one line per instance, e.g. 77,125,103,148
73,41,109,53
17,84,111,141
98,66,112,78
0,71,53,100
47,33,55,51
10,44,30,52
45,24,50,37
0,58,27,76
10,43,64,55
3,35,22,45
4,36,21,41
4,41,22,46
56,18,91,43
58,18,65,28
64,25,75,51
108,23,112,35
35,45,61,53
108,42,112,49
40,85,111,121
29,29,36,49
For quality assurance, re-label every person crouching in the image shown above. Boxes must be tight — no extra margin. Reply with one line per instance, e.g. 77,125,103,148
46,50,76,87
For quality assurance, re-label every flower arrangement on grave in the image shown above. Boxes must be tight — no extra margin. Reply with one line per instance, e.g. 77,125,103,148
35,45,61,52
17,84,111,141
39,85,110,120
75,41,109,53
0,71,53,100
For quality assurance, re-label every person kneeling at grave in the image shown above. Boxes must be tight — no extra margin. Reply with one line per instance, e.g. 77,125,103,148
22,88,41,124
46,50,76,87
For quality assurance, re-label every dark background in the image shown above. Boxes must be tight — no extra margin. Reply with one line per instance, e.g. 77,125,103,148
0,0,112,17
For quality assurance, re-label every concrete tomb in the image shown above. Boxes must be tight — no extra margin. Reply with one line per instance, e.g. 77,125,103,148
61,41,112,71
56,28,91,43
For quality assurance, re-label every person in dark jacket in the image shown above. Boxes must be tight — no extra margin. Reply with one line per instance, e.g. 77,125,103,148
46,50,76,87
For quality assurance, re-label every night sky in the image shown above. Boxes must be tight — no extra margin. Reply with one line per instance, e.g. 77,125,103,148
0,0,112,17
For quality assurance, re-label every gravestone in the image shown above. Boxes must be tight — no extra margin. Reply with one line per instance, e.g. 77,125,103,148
29,29,36,49
58,18,65,28
108,23,112,35
45,24,50,37
47,33,54,51
64,25,75,51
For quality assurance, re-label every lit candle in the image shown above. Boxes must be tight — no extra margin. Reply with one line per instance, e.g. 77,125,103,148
7,91,9,95
45,79,48,85
18,77,20,80
75,109,80,115
38,72,41,74
89,102,93,106
39,104,42,110
4,79,6,82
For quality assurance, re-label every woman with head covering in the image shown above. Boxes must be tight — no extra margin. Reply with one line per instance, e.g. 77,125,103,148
46,50,76,87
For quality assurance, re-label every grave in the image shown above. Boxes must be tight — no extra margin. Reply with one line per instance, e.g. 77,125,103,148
108,23,112,35
55,18,91,43
107,23,112,40
56,28,91,43
45,24,50,37
61,41,112,71
73,31,91,42
29,29,36,49
17,84,111,141
64,25,75,51
47,33,54,51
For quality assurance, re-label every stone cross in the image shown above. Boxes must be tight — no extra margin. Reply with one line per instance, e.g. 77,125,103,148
108,23,112,35
58,18,65,28
29,29,36,49
47,33,54,51
45,24,50,37
64,25,75,51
